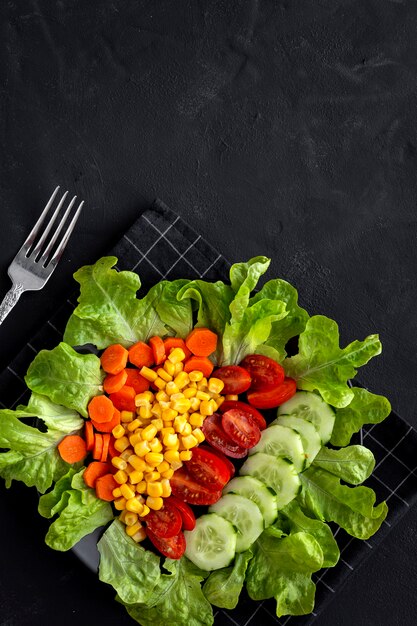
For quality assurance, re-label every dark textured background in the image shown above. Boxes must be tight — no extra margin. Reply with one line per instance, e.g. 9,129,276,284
1,1,417,625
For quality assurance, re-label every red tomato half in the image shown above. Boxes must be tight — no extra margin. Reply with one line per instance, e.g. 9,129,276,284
240,354,285,391
219,400,267,431
213,365,251,394
202,413,248,459
145,500,182,539
247,377,297,409
185,446,232,491
221,409,261,449
200,445,236,479
170,467,223,505
146,529,186,560
168,496,196,531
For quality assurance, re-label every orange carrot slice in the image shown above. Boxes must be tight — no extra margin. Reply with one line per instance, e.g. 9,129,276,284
124,368,150,393
109,385,136,412
84,421,95,451
183,356,214,378
95,473,118,501
164,337,192,359
103,369,128,394
93,433,104,460
83,461,112,488
100,344,129,374
149,336,166,365
185,328,217,357
58,435,87,464
91,408,121,434
128,341,154,368
88,395,115,424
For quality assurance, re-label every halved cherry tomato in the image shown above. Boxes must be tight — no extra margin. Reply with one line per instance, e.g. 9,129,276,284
247,377,297,409
185,446,231,491
202,413,248,459
213,365,251,394
145,500,182,539
198,445,236,479
219,400,267,431
221,409,261,449
170,467,223,505
168,496,196,531
146,529,186,560
240,354,285,391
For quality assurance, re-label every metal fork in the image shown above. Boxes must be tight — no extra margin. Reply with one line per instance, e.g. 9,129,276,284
0,186,84,326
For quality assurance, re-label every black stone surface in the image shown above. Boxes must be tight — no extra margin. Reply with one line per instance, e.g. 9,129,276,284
0,2,416,625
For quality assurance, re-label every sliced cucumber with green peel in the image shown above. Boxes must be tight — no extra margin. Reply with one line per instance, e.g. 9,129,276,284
184,513,236,571
277,391,335,444
240,453,301,509
209,494,264,552
249,424,305,472
272,414,322,467
222,476,278,527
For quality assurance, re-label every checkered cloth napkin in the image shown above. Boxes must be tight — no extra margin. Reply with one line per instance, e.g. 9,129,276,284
1,199,417,626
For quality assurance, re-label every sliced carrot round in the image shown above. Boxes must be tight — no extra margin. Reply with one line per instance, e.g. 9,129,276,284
83,461,112,489
103,369,128,394
91,408,121,434
164,337,192,360
100,344,129,374
93,433,104,460
88,395,115,424
84,421,95,451
149,336,166,365
183,356,214,378
185,328,218,357
109,385,136,412
128,341,154,368
58,435,87,464
95,473,118,501
124,368,150,394
100,433,111,463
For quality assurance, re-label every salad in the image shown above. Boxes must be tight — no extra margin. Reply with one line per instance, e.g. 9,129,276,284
0,255,391,625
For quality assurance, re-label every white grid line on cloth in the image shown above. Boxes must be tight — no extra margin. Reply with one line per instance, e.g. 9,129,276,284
142,213,205,277
340,557,354,571
10,387,30,409
243,601,263,626
199,253,223,278
385,463,417,503
7,366,24,383
364,429,417,477
124,234,165,276
47,320,61,334
27,343,37,353
372,473,410,507
161,235,202,278
220,610,241,626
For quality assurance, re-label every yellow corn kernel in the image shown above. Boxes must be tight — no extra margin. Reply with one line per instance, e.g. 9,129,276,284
147,481,163,498
145,470,160,482
140,366,158,382
173,414,188,433
162,432,178,448
139,404,153,419
145,452,164,467
153,377,166,390
126,520,142,536
189,370,203,382
157,367,172,382
182,422,192,436
135,391,154,406
114,469,129,484
112,456,128,471
183,387,197,399
129,470,144,484
168,347,186,363
161,478,172,497
120,483,136,500
216,395,225,408
196,390,210,401
155,389,169,402
189,397,201,411
171,398,191,414
141,424,158,441
146,496,164,510
163,420,174,429
181,434,199,449
164,449,180,464
112,424,126,439
128,454,147,472
180,450,193,461
208,377,225,394
151,403,162,418
119,509,128,523
124,511,139,526
148,438,163,453
131,527,147,542
112,487,122,498
188,381,198,389
120,410,135,423
165,381,180,396
208,398,218,412
161,468,174,479
127,418,142,432
151,418,164,431
162,407,178,421
135,480,147,493
163,359,176,376
114,436,130,452
189,412,204,427
197,379,208,390
174,362,184,375
156,460,170,474
114,497,127,510
170,392,185,402
140,504,150,517
174,371,190,389
121,448,134,462
134,440,151,457
161,426,175,437
192,428,205,443
126,497,144,514
225,394,239,401
129,432,142,447
159,401,171,410
199,400,214,416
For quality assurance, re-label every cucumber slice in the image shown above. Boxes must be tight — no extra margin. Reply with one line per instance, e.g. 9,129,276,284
249,424,305,472
277,391,335,444
209,494,264,552
240,453,301,510
184,513,236,571
223,476,278,527
272,415,322,467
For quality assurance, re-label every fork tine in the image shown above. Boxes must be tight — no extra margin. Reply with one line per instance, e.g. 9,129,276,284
47,200,84,267
39,195,77,264
30,190,69,258
21,186,61,251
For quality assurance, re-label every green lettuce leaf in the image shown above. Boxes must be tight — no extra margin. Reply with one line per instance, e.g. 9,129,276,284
312,445,375,485
0,393,83,492
331,387,391,446
202,549,253,609
283,316,382,408
154,279,194,337
25,342,104,417
279,500,339,568
246,528,323,617
299,466,387,539
177,280,234,339
250,279,309,360
38,467,114,551
122,557,213,626
98,519,162,605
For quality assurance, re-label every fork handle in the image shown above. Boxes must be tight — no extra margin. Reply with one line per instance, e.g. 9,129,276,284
0,283,25,325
